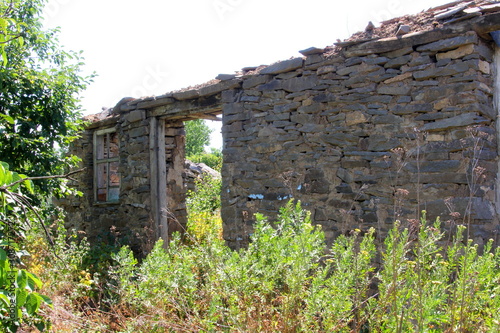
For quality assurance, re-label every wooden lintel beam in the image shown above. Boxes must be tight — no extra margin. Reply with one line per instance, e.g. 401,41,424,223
152,105,222,120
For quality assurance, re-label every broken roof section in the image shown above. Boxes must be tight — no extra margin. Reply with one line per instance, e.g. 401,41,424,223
85,0,500,124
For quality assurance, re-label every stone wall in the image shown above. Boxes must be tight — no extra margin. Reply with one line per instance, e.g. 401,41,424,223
59,114,187,256
221,31,499,249
61,4,500,252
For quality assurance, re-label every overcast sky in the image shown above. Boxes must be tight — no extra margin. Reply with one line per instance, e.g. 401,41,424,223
42,0,450,148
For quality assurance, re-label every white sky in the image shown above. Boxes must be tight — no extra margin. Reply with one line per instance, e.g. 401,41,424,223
42,0,450,148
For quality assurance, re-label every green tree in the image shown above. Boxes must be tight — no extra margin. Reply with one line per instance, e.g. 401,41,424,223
187,147,222,172
185,119,213,157
0,0,92,194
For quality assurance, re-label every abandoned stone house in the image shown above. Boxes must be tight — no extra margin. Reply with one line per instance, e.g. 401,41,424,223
59,1,500,253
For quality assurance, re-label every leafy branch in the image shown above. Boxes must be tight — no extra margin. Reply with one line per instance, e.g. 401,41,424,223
0,167,85,247
0,168,85,193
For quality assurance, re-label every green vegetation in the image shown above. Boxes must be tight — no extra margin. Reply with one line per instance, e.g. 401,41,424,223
0,163,52,331
23,179,500,331
0,0,90,331
0,0,91,194
185,119,213,157
1,2,499,333
185,119,222,172
187,147,223,172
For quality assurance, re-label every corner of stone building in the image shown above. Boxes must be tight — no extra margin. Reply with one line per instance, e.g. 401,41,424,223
494,43,500,245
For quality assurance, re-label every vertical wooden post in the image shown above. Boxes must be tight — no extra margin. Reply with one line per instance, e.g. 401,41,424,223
157,119,168,245
150,117,168,245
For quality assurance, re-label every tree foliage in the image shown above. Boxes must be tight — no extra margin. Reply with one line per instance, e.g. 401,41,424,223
185,119,213,157
0,0,92,193
0,0,91,330
0,162,52,331
187,147,222,172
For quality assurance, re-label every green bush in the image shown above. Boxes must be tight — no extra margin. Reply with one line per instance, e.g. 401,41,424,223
187,148,223,172
186,175,221,214
24,200,500,332
0,162,52,332
186,175,223,245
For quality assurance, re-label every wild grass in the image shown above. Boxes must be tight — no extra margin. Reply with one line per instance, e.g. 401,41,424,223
23,198,500,332
22,126,500,332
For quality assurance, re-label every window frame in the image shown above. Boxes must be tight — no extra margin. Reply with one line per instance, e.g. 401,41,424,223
93,127,120,204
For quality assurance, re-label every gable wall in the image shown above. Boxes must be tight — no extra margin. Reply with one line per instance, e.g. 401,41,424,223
221,31,499,248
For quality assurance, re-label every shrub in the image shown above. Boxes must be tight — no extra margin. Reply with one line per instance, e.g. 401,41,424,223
22,200,500,332
187,148,223,172
186,175,222,243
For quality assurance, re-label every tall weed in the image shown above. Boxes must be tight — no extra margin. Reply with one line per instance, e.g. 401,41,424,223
24,200,500,332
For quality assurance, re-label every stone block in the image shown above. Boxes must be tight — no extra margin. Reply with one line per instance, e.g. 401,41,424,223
337,167,352,183
478,60,490,75
384,55,412,69
413,62,469,80
392,103,432,115
328,199,352,209
376,83,410,95
198,79,241,97
321,132,359,146
337,65,360,76
382,46,413,58
298,123,319,133
257,79,283,91
172,89,199,100
281,76,318,93
128,126,148,138
420,113,488,132
216,74,237,81
291,114,313,125
408,55,432,67
260,58,304,75
136,97,174,109
276,71,300,80
421,172,468,184
413,83,475,102
243,75,271,89
240,95,260,103
404,160,461,173
372,114,403,124
367,135,401,151
383,72,412,84
305,54,325,66
335,183,352,194
221,90,237,103
436,44,475,60
364,56,390,65
124,110,145,123
312,93,336,103
425,197,494,221
222,102,244,116
317,65,337,75
416,34,478,53
273,102,301,113
346,111,368,126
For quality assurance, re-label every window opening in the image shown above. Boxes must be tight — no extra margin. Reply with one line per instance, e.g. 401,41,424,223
94,128,120,202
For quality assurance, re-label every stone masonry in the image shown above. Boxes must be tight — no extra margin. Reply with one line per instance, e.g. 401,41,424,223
60,1,500,251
